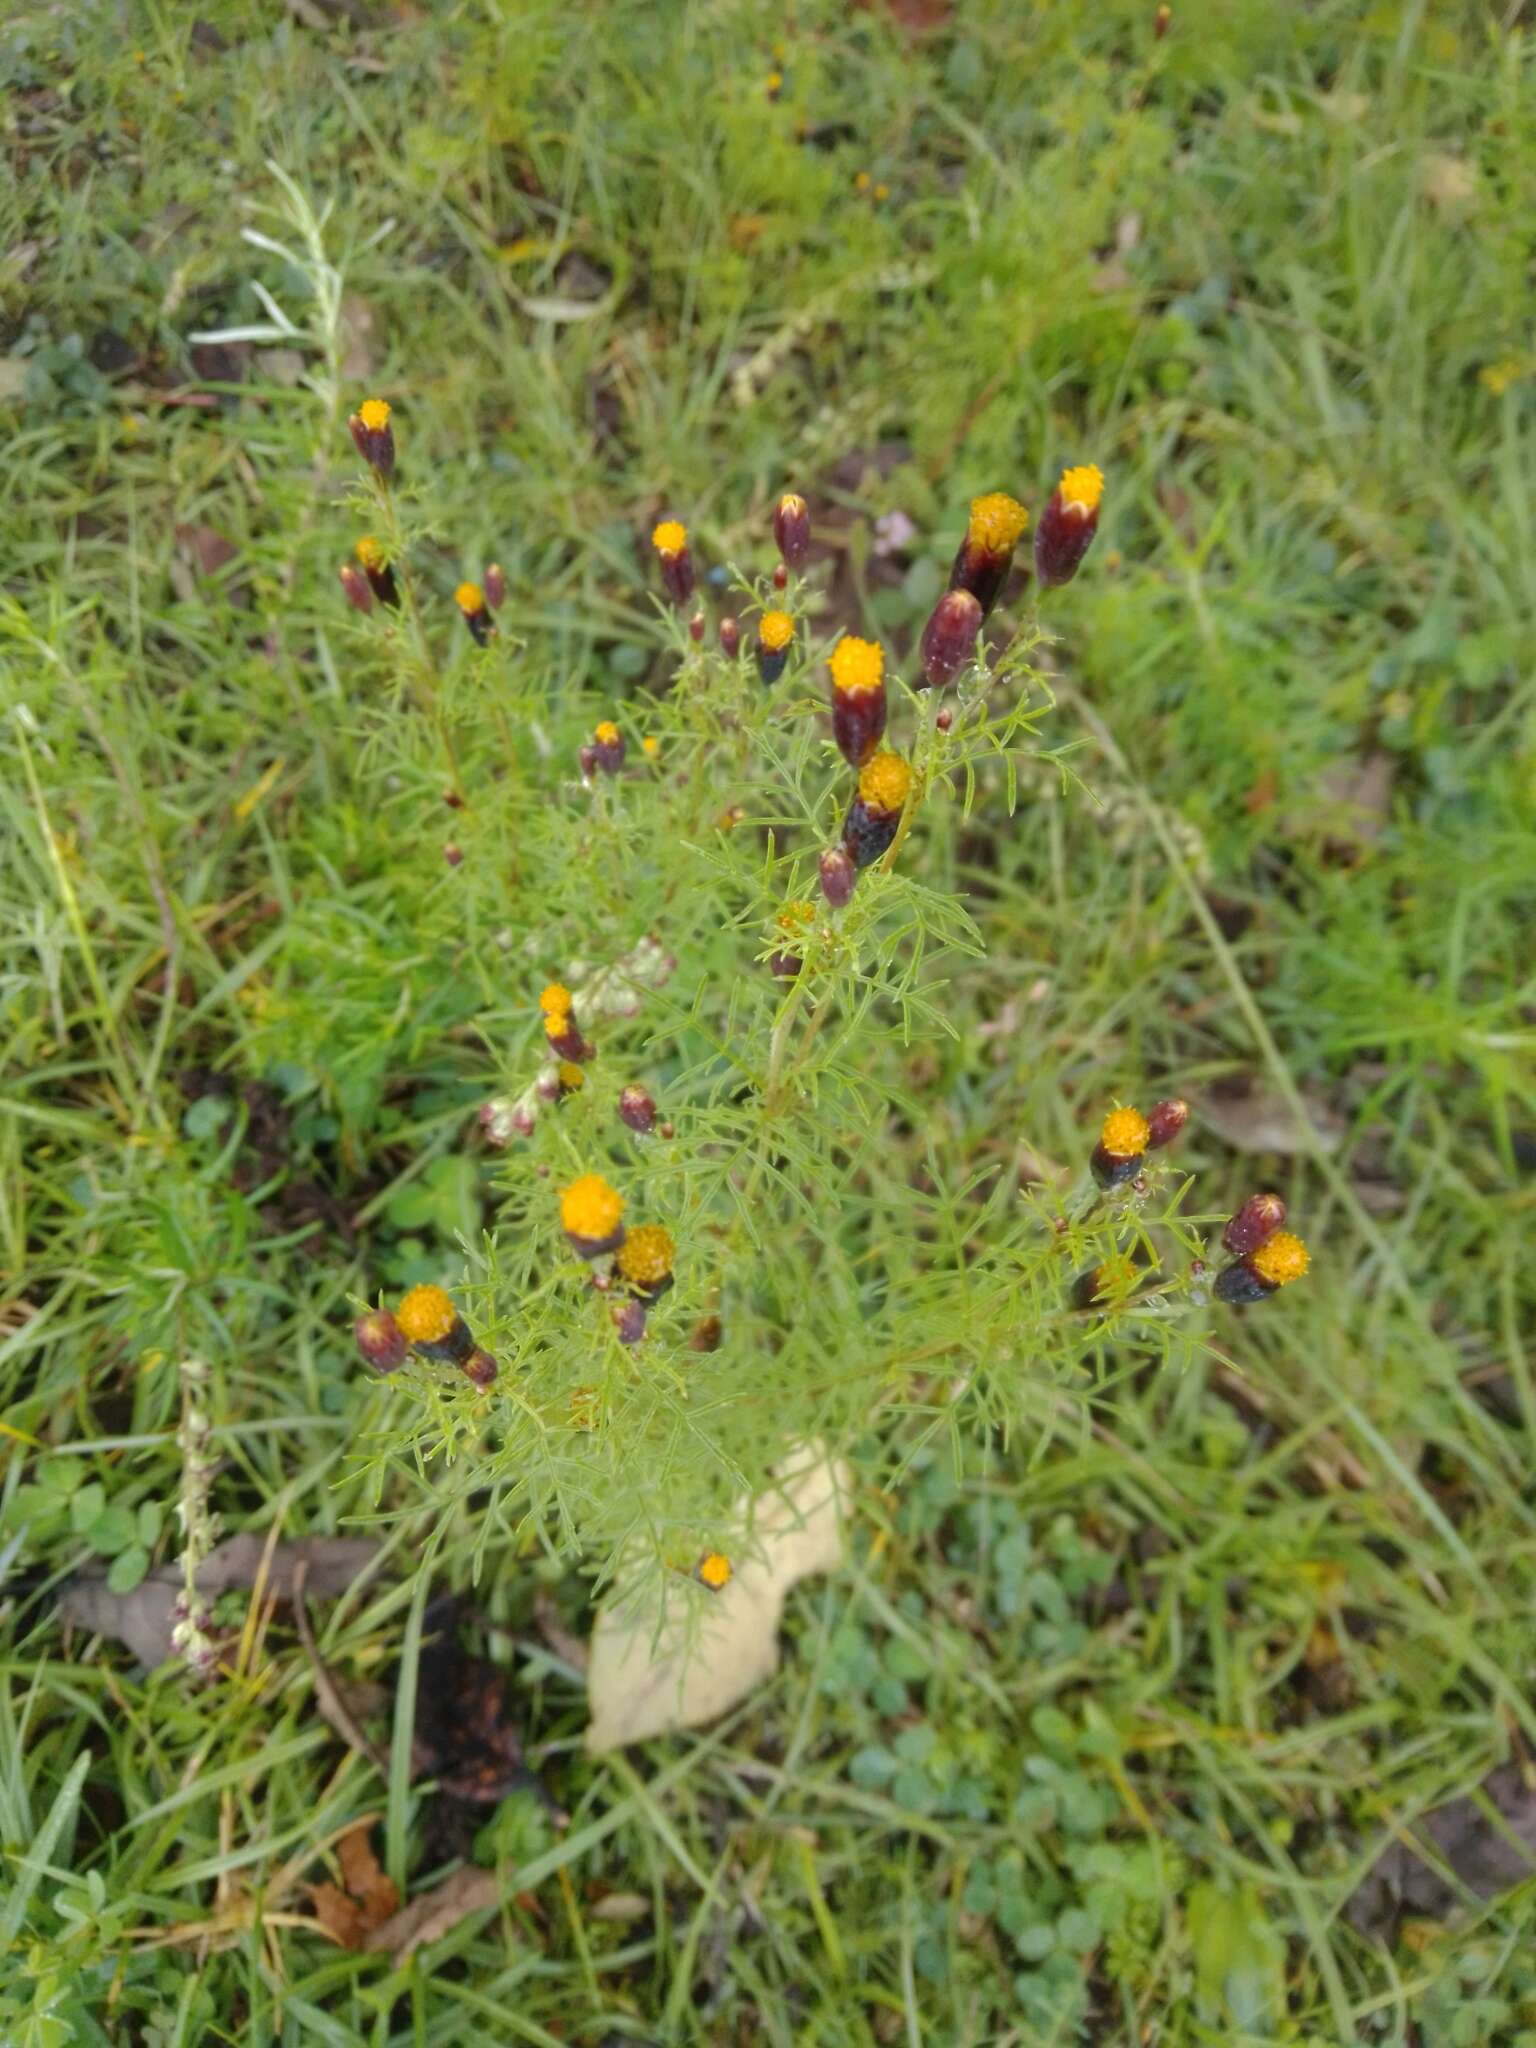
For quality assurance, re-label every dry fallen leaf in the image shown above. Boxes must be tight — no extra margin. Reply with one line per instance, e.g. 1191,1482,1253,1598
1421,151,1476,212
61,1533,381,1667
1199,1082,1344,1157
309,1821,399,1948
585,1444,851,1754
363,1864,501,1966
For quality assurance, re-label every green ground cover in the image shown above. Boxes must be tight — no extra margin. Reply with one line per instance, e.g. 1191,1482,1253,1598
2,1,1535,2040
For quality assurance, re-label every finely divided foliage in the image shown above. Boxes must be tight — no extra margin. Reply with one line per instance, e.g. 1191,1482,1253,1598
1,3,1533,2042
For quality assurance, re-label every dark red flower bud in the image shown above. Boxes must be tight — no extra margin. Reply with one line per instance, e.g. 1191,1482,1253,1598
355,1309,407,1373
1034,467,1104,589
948,494,1028,618
462,1348,497,1389
444,842,463,867
577,742,597,778
772,562,788,590
591,722,625,775
773,492,811,568
1147,1097,1190,1149
1154,3,1172,38
819,846,856,909
651,520,694,606
919,588,982,688
688,610,706,643
612,1298,647,1346
347,398,395,481
719,616,741,659
483,562,507,610
1222,1193,1286,1257
618,1084,656,1134
339,563,374,613
936,708,953,732
768,950,802,980
829,637,887,766
689,1314,722,1352
353,537,399,609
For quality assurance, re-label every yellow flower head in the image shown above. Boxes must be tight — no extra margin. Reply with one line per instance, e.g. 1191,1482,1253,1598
1092,1255,1138,1298
855,170,872,192
1251,1231,1310,1288
358,399,391,433
652,520,687,556
560,1174,624,1241
594,720,621,745
641,734,661,759
539,982,572,1016
455,581,485,614
1100,1106,1150,1159
617,1224,674,1289
397,1284,456,1344
697,1552,732,1591
777,900,814,932
1059,464,1105,514
569,1386,600,1431
966,493,1028,552
557,1060,586,1092
355,535,386,571
759,610,795,653
856,749,912,815
830,635,884,696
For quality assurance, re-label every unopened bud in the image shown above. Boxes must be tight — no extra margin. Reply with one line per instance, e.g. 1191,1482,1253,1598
1147,1097,1189,1149
339,562,374,613
444,842,463,867
1222,1193,1286,1257
772,562,788,590
719,616,741,658
612,1298,647,1346
819,846,856,909
483,562,507,609
618,1084,656,1134
462,1348,497,1389
919,588,982,688
772,492,811,568
354,1309,407,1373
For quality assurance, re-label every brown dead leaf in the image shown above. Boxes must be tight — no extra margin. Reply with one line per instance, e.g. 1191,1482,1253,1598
309,1821,399,1948
362,1864,501,1966
1199,1081,1344,1156
585,1443,851,1754
61,1533,381,1667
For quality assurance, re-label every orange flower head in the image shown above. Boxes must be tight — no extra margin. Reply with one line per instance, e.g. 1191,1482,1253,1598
560,1175,624,1241
617,1224,674,1290
856,750,911,814
397,1284,456,1345
594,720,620,746
651,520,687,556
966,493,1028,553
1100,1106,1150,1159
1251,1231,1310,1288
539,982,572,1016
830,636,884,696
1059,464,1105,515
357,398,391,433
759,610,794,653
697,1552,732,1591
355,535,386,571
455,581,485,615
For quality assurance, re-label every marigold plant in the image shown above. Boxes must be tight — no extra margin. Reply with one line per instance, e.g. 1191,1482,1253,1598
326,399,1309,1593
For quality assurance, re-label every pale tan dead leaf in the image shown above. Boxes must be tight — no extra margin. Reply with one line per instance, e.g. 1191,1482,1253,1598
584,1444,851,1754
1285,750,1394,851
589,1891,650,1923
0,357,27,403
1199,1082,1344,1156
1318,90,1368,123
1421,153,1475,211
362,1865,501,1966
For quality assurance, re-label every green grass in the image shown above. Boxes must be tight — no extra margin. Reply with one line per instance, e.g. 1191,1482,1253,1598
3,0,1536,2041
